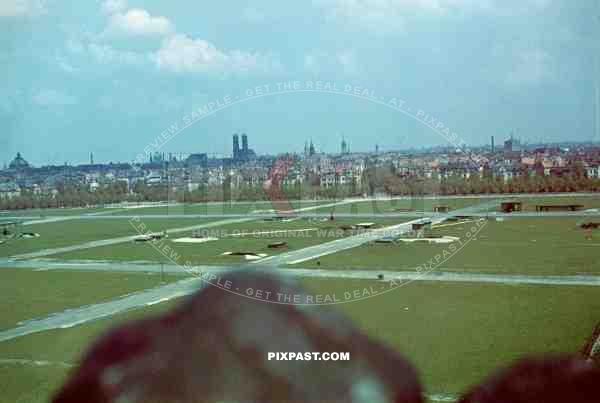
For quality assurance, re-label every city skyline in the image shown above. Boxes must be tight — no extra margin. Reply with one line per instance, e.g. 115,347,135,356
4,133,594,168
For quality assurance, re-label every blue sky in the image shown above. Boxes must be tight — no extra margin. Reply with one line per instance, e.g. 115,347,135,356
1,0,599,165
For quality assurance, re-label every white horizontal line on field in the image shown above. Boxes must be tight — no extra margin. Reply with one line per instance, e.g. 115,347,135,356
227,228,318,237
0,358,73,368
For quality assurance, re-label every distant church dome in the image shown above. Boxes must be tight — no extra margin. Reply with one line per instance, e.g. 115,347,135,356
9,152,29,169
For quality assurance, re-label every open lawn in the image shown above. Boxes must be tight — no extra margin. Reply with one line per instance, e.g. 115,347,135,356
306,279,600,395
105,199,336,216
500,195,600,212
96,197,498,216
50,218,412,264
0,268,178,331
308,195,600,215
0,300,177,403
0,279,597,402
1,196,599,403
0,217,222,257
298,217,600,275
2,195,598,219
0,207,112,217
313,197,495,215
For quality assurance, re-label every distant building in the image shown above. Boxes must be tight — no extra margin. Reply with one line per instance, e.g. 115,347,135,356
242,133,248,154
233,134,240,160
8,153,29,170
500,201,522,213
145,172,162,186
341,137,349,155
149,152,166,163
0,182,20,198
504,138,513,153
186,153,208,168
232,133,256,162
585,163,600,178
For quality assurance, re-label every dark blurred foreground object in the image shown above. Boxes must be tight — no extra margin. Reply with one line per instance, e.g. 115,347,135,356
52,271,423,403
458,355,600,403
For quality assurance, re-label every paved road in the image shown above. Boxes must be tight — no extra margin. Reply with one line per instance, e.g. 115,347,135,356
20,216,82,226
0,198,597,343
0,258,204,272
8,199,358,261
281,268,600,286
3,258,598,287
256,201,495,265
2,257,599,283
4,211,600,220
1,265,598,343
0,278,202,343
10,217,255,260
0,200,495,269
2,192,598,221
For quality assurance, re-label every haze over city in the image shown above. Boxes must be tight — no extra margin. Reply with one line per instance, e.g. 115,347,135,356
2,0,600,166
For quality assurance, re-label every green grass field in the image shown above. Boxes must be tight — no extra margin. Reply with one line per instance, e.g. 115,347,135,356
312,197,494,215
1,197,599,403
0,217,224,257
0,268,178,331
0,279,597,402
298,217,600,275
0,207,112,217
307,279,599,394
50,218,412,264
0,298,177,403
325,195,600,215
104,199,335,216
502,196,600,211
2,195,598,218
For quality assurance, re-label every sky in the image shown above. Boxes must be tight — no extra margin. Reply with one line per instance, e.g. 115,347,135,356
1,0,599,166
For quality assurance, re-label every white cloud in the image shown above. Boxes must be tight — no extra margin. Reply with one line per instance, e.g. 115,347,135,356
91,1,276,74
107,8,173,37
32,89,77,106
153,34,274,73
0,0,45,17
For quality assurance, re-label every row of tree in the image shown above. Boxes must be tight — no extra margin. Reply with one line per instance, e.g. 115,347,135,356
1,172,600,210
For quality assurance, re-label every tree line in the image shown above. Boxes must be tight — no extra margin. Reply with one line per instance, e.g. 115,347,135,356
1,170,600,211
